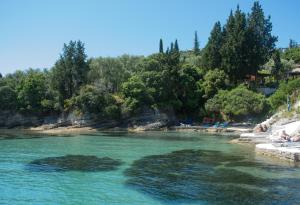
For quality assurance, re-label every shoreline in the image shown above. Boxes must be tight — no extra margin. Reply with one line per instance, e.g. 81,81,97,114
0,124,254,136
1,124,299,164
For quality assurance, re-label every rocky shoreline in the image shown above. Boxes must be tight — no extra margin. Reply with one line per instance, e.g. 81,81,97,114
2,109,299,163
233,112,300,162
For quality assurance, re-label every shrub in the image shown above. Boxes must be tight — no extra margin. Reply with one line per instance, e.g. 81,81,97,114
268,79,300,110
205,85,268,121
121,75,154,113
282,47,300,63
201,69,229,99
0,86,17,111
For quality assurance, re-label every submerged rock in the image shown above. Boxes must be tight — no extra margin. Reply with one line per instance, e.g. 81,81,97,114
27,155,123,172
124,149,300,205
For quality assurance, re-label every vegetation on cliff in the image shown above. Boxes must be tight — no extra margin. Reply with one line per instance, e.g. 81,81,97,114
0,1,298,122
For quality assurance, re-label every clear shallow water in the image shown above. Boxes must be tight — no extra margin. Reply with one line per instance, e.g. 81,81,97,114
0,131,299,205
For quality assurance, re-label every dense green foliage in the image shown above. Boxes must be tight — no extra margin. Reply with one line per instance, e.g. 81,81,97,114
268,79,300,110
0,2,284,122
70,85,120,119
201,69,229,99
202,3,276,82
205,86,268,120
282,47,300,63
159,39,164,53
193,31,200,55
51,40,89,107
202,21,222,69
0,86,17,111
121,75,154,113
16,70,48,112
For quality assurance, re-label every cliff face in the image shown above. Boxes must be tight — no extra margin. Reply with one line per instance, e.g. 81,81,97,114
0,111,43,128
0,108,176,130
0,111,98,128
122,108,176,131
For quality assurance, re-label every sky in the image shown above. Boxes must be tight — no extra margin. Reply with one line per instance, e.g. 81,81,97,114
1,0,299,75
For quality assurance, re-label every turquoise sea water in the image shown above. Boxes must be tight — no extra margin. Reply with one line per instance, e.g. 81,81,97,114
0,131,299,205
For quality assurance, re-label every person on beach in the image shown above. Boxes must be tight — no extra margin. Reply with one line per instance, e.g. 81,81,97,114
280,131,300,142
280,130,291,141
290,135,300,142
254,124,268,133
262,124,268,132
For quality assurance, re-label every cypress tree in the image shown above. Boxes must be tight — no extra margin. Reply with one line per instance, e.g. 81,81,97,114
159,39,164,53
174,39,179,52
247,1,277,75
166,47,170,55
170,42,174,53
194,31,200,54
289,39,298,48
220,7,248,82
272,49,282,81
202,21,222,69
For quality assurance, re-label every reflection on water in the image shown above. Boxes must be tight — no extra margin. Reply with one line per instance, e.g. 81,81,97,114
125,149,300,205
0,130,206,142
0,131,299,205
0,132,74,140
82,131,206,142
26,155,123,172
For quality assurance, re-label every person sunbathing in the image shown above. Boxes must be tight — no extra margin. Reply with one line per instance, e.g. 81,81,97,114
262,124,268,132
254,124,263,133
280,130,291,141
290,135,300,142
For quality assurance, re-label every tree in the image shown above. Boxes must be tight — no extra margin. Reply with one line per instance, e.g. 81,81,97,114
1,70,26,90
283,47,300,63
0,86,17,111
177,64,203,114
16,69,48,112
201,69,229,99
205,85,268,121
193,31,200,55
67,85,120,119
121,75,154,113
75,85,106,112
202,21,223,69
269,79,300,110
166,47,170,55
289,39,298,48
170,42,174,53
174,39,179,52
220,7,248,82
52,40,89,105
138,53,182,110
159,39,164,53
0,73,2,78
271,49,283,81
246,1,277,75
88,56,139,93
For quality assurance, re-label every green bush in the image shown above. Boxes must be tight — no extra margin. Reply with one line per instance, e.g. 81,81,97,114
268,79,300,110
200,69,229,99
121,75,154,113
103,105,120,119
205,85,268,121
0,86,17,111
282,47,300,63
16,70,48,113
72,85,120,119
74,85,106,113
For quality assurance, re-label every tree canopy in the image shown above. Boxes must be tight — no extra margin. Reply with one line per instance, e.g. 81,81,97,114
0,1,283,122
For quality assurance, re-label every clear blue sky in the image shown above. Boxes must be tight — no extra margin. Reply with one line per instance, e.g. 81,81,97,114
1,0,299,75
